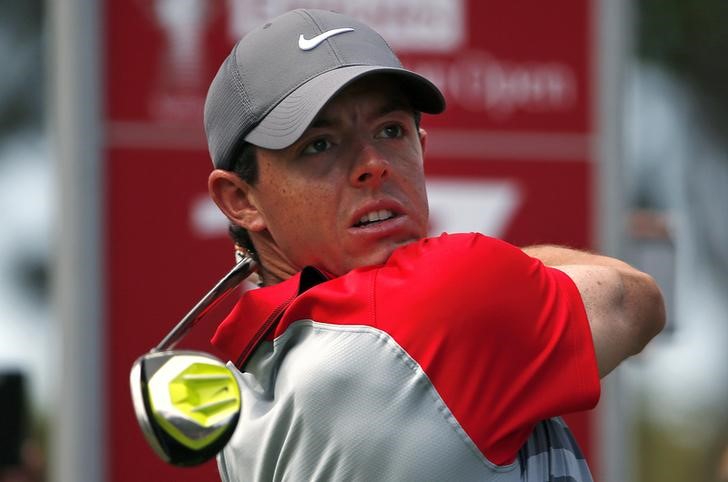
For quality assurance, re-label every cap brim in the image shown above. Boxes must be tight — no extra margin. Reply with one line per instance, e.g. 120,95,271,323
244,65,445,150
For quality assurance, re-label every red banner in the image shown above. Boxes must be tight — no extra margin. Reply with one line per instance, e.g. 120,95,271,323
105,1,596,480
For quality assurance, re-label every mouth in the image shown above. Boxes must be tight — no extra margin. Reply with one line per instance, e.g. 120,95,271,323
352,209,397,228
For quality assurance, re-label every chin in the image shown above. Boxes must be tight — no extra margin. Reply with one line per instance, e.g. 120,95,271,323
348,244,403,272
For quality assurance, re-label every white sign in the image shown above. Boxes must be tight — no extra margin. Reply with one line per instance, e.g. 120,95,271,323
426,178,521,237
228,0,465,53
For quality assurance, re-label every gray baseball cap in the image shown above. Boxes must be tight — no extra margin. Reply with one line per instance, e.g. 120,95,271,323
204,9,446,170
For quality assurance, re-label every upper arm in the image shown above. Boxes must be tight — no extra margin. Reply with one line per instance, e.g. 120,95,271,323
554,264,665,377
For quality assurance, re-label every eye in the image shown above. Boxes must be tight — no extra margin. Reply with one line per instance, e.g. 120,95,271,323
302,138,332,155
377,124,404,139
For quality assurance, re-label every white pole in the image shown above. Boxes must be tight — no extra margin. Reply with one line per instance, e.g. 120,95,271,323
593,0,632,481
48,0,104,480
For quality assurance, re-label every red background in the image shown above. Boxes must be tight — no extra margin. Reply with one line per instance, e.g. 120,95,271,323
105,1,596,480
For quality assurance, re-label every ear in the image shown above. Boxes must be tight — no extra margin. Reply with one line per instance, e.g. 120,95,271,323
208,170,266,232
418,127,428,156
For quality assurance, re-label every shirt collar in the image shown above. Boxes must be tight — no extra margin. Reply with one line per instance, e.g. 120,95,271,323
210,266,328,363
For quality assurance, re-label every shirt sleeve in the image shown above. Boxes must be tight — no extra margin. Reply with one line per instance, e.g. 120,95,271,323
375,233,600,466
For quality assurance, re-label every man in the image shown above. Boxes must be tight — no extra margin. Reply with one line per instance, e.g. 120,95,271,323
204,9,665,481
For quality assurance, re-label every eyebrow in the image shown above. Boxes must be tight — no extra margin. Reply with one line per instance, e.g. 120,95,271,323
310,116,334,129
309,99,414,129
376,99,414,119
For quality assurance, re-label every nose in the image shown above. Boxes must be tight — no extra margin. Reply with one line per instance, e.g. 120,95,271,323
349,144,389,188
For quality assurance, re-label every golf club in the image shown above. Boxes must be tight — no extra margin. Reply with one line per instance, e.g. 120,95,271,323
130,253,257,466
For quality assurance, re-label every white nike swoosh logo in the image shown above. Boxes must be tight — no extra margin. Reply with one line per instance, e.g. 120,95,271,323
298,27,354,51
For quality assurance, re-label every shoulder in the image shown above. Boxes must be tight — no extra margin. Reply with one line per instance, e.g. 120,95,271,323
373,233,589,345
371,233,557,333
380,232,543,296
386,232,528,272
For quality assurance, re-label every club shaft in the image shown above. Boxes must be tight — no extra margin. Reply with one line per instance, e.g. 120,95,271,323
154,256,257,351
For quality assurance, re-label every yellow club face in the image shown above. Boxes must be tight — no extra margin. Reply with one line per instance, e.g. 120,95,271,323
147,353,241,450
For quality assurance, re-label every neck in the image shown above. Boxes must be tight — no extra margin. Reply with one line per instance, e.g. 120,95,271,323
259,267,287,286
250,234,299,286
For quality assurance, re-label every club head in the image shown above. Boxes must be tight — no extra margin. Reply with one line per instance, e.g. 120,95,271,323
130,350,241,466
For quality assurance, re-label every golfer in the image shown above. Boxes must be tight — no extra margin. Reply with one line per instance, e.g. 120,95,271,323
204,9,665,481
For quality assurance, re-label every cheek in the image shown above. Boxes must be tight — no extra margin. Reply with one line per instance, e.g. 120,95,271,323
402,168,430,231
414,183,430,226
262,180,340,239
398,161,428,207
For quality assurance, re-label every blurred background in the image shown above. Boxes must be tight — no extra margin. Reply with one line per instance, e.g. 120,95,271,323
0,0,726,481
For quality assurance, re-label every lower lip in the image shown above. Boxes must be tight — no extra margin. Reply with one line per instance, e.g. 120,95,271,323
348,215,410,237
